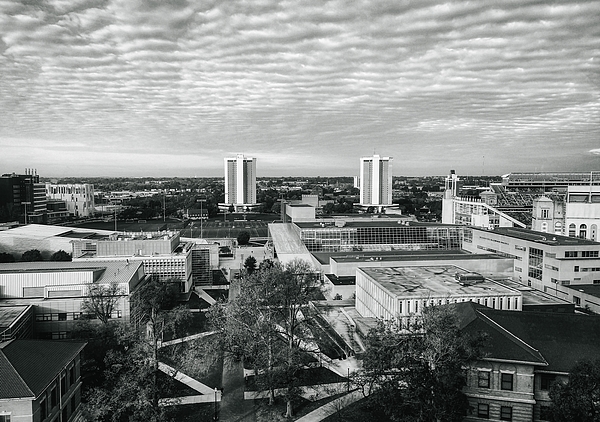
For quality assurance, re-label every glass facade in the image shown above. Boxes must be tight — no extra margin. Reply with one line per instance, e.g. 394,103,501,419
296,224,464,252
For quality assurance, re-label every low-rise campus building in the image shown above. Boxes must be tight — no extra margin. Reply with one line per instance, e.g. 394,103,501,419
0,339,86,422
355,265,522,321
458,302,600,422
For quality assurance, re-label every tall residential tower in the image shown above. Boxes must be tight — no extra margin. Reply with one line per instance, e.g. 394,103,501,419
359,155,393,211
223,154,257,212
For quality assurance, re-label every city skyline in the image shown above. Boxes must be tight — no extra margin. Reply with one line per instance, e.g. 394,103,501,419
1,0,599,177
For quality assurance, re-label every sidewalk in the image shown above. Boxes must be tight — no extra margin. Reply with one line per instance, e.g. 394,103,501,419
295,389,363,422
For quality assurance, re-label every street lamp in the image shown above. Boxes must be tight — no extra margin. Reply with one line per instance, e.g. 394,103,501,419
213,387,219,420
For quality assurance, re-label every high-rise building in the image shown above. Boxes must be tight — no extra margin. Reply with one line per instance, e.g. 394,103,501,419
0,170,46,224
223,154,257,211
359,155,392,209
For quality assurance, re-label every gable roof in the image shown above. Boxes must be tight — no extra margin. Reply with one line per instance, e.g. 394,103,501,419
0,351,33,399
0,340,86,399
454,302,600,373
456,302,547,366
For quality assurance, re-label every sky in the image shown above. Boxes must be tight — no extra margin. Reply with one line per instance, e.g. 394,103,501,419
0,0,599,178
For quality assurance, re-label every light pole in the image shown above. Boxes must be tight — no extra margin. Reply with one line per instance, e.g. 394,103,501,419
213,387,218,420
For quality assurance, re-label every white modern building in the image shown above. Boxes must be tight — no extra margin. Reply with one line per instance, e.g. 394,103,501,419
223,154,257,212
45,184,95,218
464,226,600,312
359,155,393,211
355,265,522,322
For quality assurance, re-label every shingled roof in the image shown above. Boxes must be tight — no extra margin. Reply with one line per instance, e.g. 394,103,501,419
455,302,600,373
0,340,86,399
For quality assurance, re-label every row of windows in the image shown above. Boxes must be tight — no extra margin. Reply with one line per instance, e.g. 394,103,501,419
40,364,78,421
565,250,600,258
35,311,122,322
477,403,512,420
477,371,513,390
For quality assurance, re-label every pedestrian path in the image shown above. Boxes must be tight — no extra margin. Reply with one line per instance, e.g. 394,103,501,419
158,361,218,396
159,330,216,348
295,389,363,422
195,287,217,305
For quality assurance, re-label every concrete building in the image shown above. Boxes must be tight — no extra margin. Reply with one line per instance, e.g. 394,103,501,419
355,265,522,321
464,226,600,312
359,155,393,211
0,339,86,422
285,204,316,222
443,170,600,233
457,302,600,422
45,183,95,218
0,261,146,339
0,170,46,224
223,154,257,212
73,231,194,293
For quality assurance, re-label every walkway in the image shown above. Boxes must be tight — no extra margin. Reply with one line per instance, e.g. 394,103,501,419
295,389,363,422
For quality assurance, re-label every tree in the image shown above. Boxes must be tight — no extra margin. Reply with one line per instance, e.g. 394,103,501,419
208,259,322,417
0,252,15,263
360,306,484,422
82,282,124,324
244,255,257,275
21,249,43,261
237,230,251,245
549,359,600,422
83,277,192,422
50,249,72,261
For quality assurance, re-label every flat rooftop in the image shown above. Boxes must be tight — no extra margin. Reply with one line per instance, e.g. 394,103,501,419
569,284,600,299
480,227,599,246
359,265,519,298
0,261,143,286
330,251,506,264
295,221,459,229
489,278,571,306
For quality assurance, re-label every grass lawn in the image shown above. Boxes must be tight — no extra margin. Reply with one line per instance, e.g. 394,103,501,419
321,396,392,422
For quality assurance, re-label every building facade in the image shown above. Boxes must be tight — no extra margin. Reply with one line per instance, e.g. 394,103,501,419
0,171,46,224
355,265,522,321
0,340,86,422
45,183,95,218
458,302,600,422
0,261,146,338
224,154,257,211
464,226,600,312
359,155,392,209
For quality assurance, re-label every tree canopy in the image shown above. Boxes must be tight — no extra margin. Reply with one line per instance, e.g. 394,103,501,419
237,230,251,245
208,259,322,417
21,249,43,262
50,249,72,261
243,255,257,275
0,252,15,263
360,306,484,422
549,358,600,422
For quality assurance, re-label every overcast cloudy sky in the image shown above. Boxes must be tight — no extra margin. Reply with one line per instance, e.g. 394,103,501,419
0,0,599,177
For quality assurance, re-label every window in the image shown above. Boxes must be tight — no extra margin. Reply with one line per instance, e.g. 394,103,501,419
71,396,77,413
60,375,66,396
573,296,581,306
478,371,490,388
62,407,68,422
541,209,549,219
40,397,47,420
582,251,599,258
500,406,512,421
51,386,57,408
501,373,514,390
58,313,67,321
540,374,556,390
69,365,75,385
574,266,579,272
477,403,489,419
580,224,588,239
0,415,11,422
565,251,578,258
569,223,576,237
